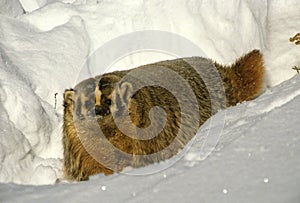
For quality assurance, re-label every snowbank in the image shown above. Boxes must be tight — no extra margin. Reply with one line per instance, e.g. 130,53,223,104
0,15,89,184
0,0,299,201
21,0,267,63
264,1,300,86
0,0,24,17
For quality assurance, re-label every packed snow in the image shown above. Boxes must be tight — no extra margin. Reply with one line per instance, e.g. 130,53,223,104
0,0,299,202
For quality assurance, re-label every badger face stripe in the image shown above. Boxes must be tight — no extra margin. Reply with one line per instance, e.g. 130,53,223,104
95,84,102,106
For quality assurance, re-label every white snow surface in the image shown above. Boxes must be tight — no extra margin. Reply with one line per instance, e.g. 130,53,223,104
0,0,24,17
0,0,299,202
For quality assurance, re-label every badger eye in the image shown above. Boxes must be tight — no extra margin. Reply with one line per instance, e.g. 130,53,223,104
85,101,91,108
105,99,111,105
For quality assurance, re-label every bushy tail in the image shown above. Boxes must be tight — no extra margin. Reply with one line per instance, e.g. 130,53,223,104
215,50,265,106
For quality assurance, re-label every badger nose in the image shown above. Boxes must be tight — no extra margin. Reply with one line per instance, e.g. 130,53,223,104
95,105,110,116
95,105,102,115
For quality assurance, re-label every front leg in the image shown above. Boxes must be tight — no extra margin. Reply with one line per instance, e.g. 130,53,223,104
62,89,79,180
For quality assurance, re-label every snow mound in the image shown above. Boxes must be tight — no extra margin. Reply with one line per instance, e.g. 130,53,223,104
0,15,89,185
263,1,300,86
0,0,24,17
21,0,266,63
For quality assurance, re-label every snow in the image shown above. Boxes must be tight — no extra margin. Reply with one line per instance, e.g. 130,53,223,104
0,0,24,17
0,0,300,202
0,14,89,184
264,0,300,86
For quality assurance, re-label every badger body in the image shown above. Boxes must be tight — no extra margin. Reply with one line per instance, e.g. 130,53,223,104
63,50,265,181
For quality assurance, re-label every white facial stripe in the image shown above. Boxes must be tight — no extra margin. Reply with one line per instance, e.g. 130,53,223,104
95,85,102,106
110,89,118,112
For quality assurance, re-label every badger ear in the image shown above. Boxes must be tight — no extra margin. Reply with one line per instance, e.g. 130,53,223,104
118,81,133,104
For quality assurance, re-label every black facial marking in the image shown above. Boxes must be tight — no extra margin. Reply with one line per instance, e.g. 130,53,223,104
99,78,108,90
105,99,112,106
85,101,91,109
95,105,110,116
76,98,83,119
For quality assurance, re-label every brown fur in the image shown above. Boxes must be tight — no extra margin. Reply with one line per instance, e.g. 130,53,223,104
63,50,265,181
63,84,114,181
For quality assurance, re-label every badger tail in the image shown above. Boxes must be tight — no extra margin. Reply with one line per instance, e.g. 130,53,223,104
215,50,265,106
